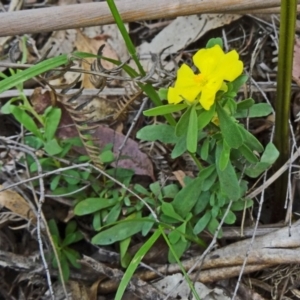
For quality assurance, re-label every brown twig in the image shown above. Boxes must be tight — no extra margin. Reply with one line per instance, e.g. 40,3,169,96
0,0,300,37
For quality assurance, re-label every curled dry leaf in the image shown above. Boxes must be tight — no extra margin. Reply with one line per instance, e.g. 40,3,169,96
75,29,119,89
68,281,90,300
0,185,36,223
94,126,155,180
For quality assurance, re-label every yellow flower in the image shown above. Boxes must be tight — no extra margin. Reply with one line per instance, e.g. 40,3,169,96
167,45,243,110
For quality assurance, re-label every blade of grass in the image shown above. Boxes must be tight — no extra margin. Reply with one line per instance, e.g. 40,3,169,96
106,0,145,76
160,226,201,300
114,229,161,300
273,0,297,222
0,55,70,93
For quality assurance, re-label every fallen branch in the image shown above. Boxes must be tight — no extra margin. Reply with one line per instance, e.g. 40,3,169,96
0,0,300,37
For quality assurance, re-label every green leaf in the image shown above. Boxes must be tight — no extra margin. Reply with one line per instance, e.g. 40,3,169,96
222,210,236,224
60,255,70,282
115,229,161,300
143,103,187,116
161,202,184,222
197,103,216,130
92,220,146,245
261,142,279,165
171,135,187,158
169,222,186,244
172,177,203,218
44,107,61,141
168,238,190,263
10,106,42,138
65,220,77,236
62,232,83,247
219,140,231,171
235,103,273,118
216,103,243,149
158,88,168,100
193,210,211,234
186,106,198,153
24,136,44,149
134,184,150,196
162,184,179,198
74,198,117,216
50,175,61,190
206,38,223,49
99,150,115,163
200,138,210,161
237,124,264,153
93,211,102,231
207,218,222,238
104,202,122,225
62,169,81,185
48,219,60,238
231,199,253,211
198,165,216,181
194,191,210,214
149,181,161,197
137,124,178,144
216,142,240,200
231,74,248,92
63,248,81,269
244,143,279,178
202,171,218,191
175,106,191,137
238,144,259,163
44,139,63,155
236,98,255,111
120,237,132,268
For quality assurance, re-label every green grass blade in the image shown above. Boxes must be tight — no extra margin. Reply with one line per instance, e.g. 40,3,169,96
106,0,145,75
0,55,69,94
115,229,161,300
160,226,201,300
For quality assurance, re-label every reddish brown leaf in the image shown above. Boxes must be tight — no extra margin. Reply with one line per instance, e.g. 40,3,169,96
93,126,154,180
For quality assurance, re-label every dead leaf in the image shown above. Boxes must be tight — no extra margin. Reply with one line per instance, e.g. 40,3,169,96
293,37,300,86
0,185,36,223
93,126,155,180
68,281,90,300
138,14,241,72
153,273,231,300
172,170,187,187
30,88,54,114
75,30,119,89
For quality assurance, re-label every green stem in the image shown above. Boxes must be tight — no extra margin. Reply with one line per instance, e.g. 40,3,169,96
273,0,297,222
189,151,203,170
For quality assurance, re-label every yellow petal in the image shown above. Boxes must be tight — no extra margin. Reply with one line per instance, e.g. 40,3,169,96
167,87,183,104
216,50,243,81
170,64,201,103
199,77,223,110
193,45,224,76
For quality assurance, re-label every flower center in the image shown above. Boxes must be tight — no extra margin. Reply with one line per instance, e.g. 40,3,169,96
194,73,208,87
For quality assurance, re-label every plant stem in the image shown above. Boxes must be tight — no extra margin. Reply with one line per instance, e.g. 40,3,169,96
273,0,297,222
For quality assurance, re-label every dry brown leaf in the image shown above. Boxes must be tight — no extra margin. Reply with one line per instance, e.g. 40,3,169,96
94,126,155,180
0,185,36,223
68,281,90,300
293,37,300,87
75,30,119,89
172,170,187,187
